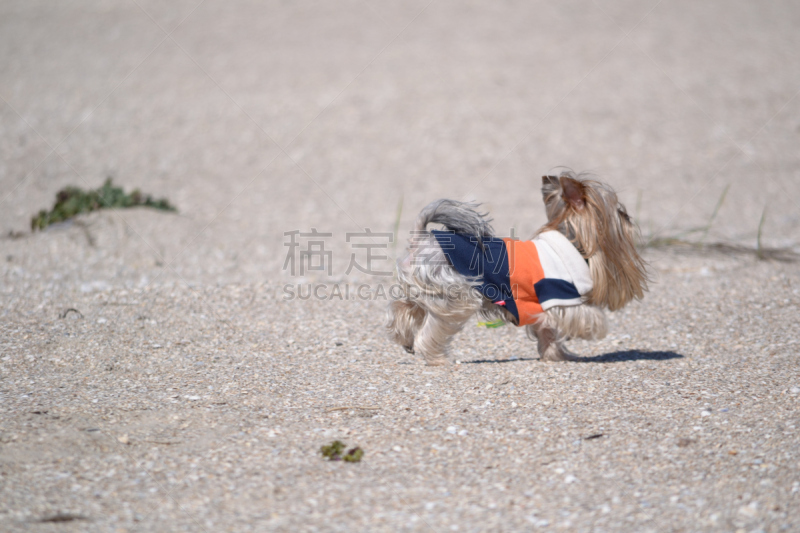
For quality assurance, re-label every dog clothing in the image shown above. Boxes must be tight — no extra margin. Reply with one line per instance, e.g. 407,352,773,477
431,230,593,326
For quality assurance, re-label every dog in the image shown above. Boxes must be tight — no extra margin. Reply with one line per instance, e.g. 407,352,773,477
386,172,648,365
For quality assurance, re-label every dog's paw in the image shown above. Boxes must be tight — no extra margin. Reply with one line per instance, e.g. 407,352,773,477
541,344,580,362
403,345,415,354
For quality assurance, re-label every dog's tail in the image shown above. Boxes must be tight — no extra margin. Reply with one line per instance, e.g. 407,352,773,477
414,199,494,242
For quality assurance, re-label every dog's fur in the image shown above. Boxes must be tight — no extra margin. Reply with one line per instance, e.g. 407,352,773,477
386,172,648,365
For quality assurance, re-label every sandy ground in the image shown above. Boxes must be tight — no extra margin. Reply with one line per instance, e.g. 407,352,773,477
1,1,799,531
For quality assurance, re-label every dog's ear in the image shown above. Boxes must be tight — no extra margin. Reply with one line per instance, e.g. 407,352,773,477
559,176,585,210
541,175,560,200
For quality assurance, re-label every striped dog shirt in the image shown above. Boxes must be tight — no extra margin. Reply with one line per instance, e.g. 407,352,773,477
431,230,593,326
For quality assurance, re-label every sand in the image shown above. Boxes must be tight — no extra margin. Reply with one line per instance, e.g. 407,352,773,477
1,1,799,531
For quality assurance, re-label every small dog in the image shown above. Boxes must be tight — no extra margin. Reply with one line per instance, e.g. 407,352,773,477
387,172,648,365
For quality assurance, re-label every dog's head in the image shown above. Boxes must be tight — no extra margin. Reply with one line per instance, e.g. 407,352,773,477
541,172,648,310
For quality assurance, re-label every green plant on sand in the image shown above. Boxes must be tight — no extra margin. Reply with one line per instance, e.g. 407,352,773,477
320,440,364,463
31,178,176,231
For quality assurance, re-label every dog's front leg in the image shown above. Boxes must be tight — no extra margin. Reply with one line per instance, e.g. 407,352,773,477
527,321,579,362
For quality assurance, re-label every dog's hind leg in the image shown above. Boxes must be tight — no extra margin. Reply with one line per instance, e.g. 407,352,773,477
386,299,425,354
413,312,469,366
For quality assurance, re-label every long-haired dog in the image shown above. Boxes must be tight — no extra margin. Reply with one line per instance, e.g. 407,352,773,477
387,172,648,365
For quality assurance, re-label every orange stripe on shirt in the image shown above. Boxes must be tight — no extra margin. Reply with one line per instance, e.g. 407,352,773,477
503,238,545,325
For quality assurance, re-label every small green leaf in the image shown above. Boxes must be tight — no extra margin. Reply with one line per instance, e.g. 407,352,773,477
320,440,346,460
343,447,364,463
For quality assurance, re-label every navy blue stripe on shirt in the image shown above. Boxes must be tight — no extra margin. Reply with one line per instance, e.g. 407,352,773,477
431,230,520,322
533,278,581,303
